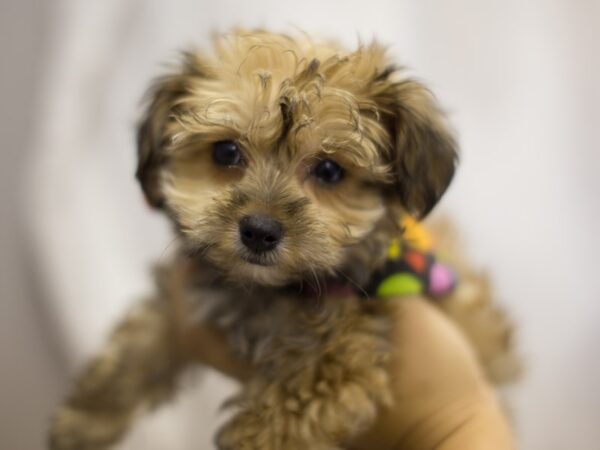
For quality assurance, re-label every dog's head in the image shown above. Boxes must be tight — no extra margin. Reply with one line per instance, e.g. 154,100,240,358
136,31,457,286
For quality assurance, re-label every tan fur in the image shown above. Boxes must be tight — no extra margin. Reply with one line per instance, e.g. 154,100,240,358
50,30,518,450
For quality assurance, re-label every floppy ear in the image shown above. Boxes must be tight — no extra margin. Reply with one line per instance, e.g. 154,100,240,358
136,53,206,208
373,71,458,218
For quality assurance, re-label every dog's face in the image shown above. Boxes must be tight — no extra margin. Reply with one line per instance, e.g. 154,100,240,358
137,31,457,286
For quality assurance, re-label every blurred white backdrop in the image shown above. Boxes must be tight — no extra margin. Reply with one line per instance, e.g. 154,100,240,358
2,0,599,449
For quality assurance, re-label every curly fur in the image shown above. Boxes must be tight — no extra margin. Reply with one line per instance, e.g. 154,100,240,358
49,30,519,450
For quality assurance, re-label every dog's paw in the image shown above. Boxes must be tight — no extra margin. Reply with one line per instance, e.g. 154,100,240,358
216,411,265,450
48,406,129,450
216,409,343,450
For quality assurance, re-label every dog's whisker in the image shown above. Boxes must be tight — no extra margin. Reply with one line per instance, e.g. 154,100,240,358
156,237,179,265
308,266,322,299
187,241,215,260
335,268,371,300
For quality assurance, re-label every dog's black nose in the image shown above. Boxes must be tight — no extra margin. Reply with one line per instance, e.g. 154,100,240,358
239,215,283,253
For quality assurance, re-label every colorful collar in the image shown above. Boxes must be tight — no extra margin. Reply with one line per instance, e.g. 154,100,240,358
300,217,458,300
364,216,457,299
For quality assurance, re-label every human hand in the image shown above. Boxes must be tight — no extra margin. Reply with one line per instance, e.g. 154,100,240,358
180,297,514,450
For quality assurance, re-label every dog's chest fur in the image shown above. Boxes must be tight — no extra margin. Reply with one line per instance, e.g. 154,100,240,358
158,253,391,378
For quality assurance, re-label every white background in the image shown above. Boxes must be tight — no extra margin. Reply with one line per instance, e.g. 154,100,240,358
1,1,599,449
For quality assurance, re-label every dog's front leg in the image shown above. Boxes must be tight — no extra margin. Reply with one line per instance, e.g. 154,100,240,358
216,300,393,450
48,297,189,450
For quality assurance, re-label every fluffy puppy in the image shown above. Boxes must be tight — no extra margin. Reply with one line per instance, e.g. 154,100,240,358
49,30,519,450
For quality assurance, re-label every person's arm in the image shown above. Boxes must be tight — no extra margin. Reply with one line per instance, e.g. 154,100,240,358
180,296,514,450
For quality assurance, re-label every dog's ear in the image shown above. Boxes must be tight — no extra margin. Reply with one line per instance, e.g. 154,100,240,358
136,53,207,208
372,70,458,218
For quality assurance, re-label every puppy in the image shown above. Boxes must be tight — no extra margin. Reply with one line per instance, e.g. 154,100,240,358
49,30,519,450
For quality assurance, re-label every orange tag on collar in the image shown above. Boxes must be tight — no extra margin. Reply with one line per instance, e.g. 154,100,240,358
401,216,434,252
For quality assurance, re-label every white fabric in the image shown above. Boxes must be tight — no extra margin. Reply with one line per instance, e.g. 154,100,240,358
25,1,600,448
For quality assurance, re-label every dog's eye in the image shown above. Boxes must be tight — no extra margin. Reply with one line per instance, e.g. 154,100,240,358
312,159,345,184
213,140,242,166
